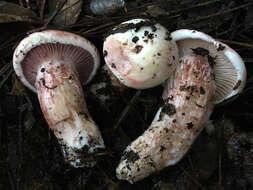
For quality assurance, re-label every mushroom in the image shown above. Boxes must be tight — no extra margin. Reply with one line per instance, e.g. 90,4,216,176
89,18,179,106
103,18,179,89
13,30,105,168
116,29,246,183
171,29,246,103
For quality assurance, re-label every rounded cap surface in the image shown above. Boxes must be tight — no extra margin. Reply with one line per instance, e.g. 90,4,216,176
103,18,179,89
171,29,246,104
13,30,100,92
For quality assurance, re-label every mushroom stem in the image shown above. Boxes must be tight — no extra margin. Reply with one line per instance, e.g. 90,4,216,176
116,54,216,183
35,60,104,168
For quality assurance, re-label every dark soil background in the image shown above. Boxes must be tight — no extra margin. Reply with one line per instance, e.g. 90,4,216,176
0,0,253,189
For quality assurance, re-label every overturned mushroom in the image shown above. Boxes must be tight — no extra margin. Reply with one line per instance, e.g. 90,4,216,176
13,30,105,168
103,18,179,89
89,18,179,106
116,29,246,183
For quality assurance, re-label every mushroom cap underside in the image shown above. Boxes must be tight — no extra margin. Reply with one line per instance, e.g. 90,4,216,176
13,30,100,93
171,29,246,104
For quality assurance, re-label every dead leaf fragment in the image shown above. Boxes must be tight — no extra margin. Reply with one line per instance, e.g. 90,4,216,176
0,1,40,24
50,0,83,26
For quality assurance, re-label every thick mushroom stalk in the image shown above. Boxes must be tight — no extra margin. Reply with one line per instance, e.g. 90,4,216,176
13,30,104,168
116,54,216,183
36,60,104,167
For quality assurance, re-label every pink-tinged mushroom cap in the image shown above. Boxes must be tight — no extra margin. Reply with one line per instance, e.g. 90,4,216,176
171,29,246,104
103,18,179,89
13,30,100,93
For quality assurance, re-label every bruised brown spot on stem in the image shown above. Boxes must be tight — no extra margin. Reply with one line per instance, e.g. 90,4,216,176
200,87,205,95
40,78,57,89
195,102,204,108
180,85,198,94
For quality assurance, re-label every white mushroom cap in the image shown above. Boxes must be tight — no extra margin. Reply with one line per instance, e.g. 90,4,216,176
171,29,247,104
13,30,100,93
103,18,179,89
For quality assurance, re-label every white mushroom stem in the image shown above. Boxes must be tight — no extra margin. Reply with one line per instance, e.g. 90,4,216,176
116,54,216,183
35,60,104,168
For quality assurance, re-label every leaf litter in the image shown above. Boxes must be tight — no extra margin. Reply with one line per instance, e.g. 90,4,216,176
0,0,253,189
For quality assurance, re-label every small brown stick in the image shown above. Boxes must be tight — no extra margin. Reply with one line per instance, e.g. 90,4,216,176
217,39,253,49
181,2,253,27
58,0,82,15
114,90,141,130
0,69,13,90
218,118,224,187
0,33,26,52
40,78,57,89
178,165,207,190
80,149,113,159
126,1,161,12
43,0,67,27
96,164,118,188
27,0,67,34
7,161,17,190
170,0,220,14
39,0,46,20
187,155,194,171
0,60,12,76
215,24,244,37
81,22,116,35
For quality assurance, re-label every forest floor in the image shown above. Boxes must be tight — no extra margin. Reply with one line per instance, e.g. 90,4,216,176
0,0,253,189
